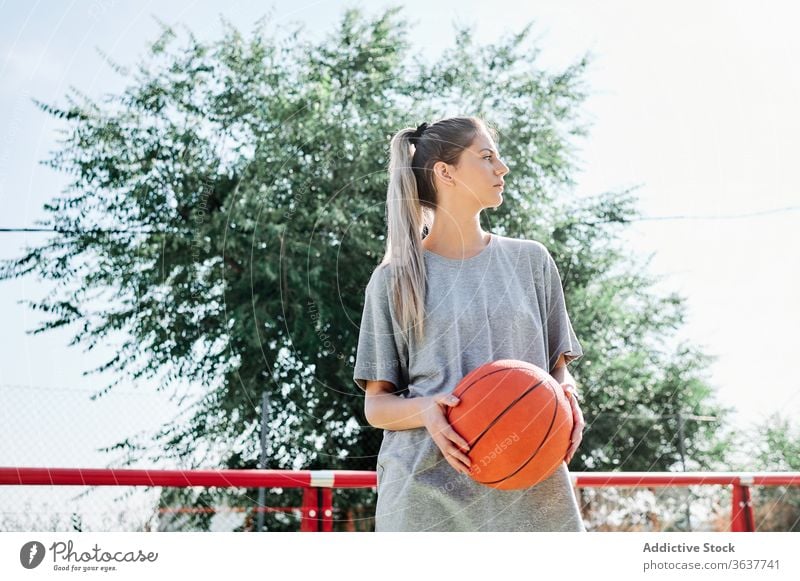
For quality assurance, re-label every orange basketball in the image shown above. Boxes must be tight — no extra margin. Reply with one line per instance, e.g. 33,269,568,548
444,359,573,490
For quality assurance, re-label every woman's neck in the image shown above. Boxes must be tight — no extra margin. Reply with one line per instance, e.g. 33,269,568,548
421,219,490,260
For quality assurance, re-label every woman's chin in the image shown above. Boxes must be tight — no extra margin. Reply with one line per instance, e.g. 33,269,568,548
487,195,503,209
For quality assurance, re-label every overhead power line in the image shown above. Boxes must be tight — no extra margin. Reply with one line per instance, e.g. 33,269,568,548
632,205,800,222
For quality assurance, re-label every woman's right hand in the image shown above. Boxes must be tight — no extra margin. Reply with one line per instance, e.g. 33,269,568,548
421,394,473,475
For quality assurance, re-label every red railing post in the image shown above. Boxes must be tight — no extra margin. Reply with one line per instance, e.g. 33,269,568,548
731,477,755,532
300,487,319,532
302,472,336,532
309,471,335,532
321,488,334,532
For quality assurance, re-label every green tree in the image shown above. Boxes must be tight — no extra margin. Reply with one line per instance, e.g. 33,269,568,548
1,6,734,530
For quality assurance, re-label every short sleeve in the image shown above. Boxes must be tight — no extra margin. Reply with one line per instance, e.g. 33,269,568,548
543,247,584,372
352,266,406,394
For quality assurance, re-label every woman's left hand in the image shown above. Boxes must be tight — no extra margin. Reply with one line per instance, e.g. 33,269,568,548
561,383,584,464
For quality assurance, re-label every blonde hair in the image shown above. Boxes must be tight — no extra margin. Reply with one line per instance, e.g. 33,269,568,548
380,115,498,343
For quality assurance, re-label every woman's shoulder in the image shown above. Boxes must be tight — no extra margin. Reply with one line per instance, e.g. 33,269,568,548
495,234,551,261
364,261,395,294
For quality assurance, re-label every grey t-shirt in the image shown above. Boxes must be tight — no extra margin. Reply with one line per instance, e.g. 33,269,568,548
353,233,585,532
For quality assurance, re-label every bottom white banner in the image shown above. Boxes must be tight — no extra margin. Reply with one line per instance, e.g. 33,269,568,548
1,532,796,580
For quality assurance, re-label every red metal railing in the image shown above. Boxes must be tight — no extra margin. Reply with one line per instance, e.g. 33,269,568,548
2,467,798,532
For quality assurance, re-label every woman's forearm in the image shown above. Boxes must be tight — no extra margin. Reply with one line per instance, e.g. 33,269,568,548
551,364,577,390
365,392,434,430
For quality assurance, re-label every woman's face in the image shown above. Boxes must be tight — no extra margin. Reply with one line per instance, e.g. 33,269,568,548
435,128,510,211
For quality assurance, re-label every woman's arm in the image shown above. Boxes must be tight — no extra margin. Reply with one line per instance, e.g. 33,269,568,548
364,380,472,472
550,353,578,392
550,353,584,463
364,380,435,430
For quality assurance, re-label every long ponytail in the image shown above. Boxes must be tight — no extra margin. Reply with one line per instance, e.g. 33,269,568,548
382,126,431,344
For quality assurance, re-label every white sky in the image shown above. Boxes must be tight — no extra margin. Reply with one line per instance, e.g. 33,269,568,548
1,0,799,498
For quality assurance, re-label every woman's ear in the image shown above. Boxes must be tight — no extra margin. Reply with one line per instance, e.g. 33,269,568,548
433,161,452,185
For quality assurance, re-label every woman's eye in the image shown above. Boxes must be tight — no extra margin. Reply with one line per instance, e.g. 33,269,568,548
483,156,493,161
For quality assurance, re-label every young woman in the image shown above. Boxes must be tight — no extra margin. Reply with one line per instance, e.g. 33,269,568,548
353,116,586,532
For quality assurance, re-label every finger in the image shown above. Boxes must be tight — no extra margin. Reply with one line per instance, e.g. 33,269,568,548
565,391,580,408
565,442,578,463
571,407,584,428
448,429,470,452
433,436,470,471
448,446,472,468
447,458,470,475
438,394,460,407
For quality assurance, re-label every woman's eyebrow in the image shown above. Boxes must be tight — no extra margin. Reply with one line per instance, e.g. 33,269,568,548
479,148,496,154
